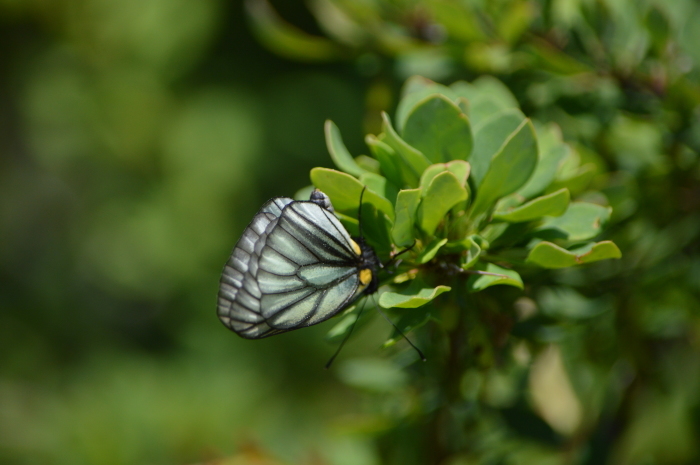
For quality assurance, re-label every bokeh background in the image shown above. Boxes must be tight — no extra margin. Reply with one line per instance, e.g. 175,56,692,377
1,1,378,464
2,0,700,464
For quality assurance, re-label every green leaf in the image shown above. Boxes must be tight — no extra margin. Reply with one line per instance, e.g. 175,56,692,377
526,241,622,268
359,172,390,200
359,201,393,255
471,235,490,250
392,188,422,247
456,96,469,114
396,77,457,131
354,155,380,173
335,205,391,257
379,285,451,309
335,211,358,236
467,263,523,291
382,309,432,348
446,160,471,185
493,189,570,222
534,202,611,242
547,163,596,196
441,235,483,270
324,120,365,177
419,160,471,193
470,108,526,186
459,237,482,269
310,168,395,221
451,77,519,127
443,235,475,252
246,0,341,61
516,124,571,199
403,95,473,163
381,112,432,187
419,164,449,193
416,238,448,264
471,76,519,109
470,119,538,217
366,135,403,188
418,171,468,236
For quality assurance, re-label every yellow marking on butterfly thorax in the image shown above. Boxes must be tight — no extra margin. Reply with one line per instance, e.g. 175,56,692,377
350,239,362,256
359,269,373,286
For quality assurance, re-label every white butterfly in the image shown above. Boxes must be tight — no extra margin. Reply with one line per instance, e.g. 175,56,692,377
217,190,379,339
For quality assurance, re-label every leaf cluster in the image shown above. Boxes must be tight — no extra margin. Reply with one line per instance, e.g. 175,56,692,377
311,76,619,342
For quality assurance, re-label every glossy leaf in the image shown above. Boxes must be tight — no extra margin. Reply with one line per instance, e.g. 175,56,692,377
518,143,569,199
366,134,403,188
467,263,524,291
534,202,612,241
396,76,457,131
325,120,365,177
460,237,482,270
547,163,596,196
527,241,622,268
418,171,468,236
403,94,473,163
379,284,451,309
310,168,395,221
417,238,448,264
470,108,526,186
446,160,470,185
470,119,538,217
452,77,519,127
419,160,471,192
359,201,393,255
419,164,449,193
359,172,390,200
354,155,380,173
392,188,422,247
381,112,431,187
493,188,570,222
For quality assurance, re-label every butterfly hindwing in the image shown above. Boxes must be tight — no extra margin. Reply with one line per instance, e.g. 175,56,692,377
217,197,295,338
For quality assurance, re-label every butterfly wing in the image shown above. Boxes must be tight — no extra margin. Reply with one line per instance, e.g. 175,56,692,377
217,197,293,339
218,198,364,339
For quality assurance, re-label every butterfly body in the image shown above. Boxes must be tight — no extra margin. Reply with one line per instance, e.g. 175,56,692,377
217,190,379,339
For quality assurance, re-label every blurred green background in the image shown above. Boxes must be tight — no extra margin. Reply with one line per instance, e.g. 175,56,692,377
0,1,379,464
2,0,700,464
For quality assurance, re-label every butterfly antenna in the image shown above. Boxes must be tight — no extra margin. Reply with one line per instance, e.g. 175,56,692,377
383,240,417,268
375,305,427,362
325,298,368,369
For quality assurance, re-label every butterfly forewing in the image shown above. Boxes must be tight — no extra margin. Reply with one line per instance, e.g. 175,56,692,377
217,194,368,339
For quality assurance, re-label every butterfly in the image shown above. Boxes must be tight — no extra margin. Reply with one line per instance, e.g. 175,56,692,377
217,189,380,339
